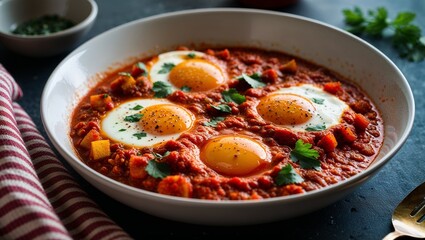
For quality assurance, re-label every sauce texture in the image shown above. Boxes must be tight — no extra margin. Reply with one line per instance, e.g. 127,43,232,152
70,47,384,200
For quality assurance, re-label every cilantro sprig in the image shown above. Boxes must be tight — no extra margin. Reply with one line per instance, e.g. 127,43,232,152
146,152,171,179
222,88,246,104
158,62,175,74
124,113,143,122
342,6,425,61
153,81,173,98
203,116,225,127
290,139,321,170
275,164,304,186
237,72,266,88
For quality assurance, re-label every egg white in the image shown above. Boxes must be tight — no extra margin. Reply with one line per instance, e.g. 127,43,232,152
101,98,193,147
148,50,206,91
269,84,349,132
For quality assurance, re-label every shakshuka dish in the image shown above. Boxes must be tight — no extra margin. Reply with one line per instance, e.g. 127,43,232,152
70,46,384,200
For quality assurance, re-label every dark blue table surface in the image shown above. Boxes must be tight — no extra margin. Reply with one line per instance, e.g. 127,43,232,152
1,0,424,239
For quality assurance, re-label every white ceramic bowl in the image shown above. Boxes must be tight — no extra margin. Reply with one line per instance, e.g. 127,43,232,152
41,8,415,225
0,0,97,57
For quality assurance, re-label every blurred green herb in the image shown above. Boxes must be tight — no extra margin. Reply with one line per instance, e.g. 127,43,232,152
342,6,425,62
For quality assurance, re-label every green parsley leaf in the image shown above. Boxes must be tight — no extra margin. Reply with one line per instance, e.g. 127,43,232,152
181,86,191,92
275,164,304,186
222,88,246,104
203,116,225,127
153,151,170,159
124,113,143,122
145,160,170,179
187,52,196,58
305,124,326,131
103,94,109,99
364,7,388,37
133,132,147,139
290,139,321,170
158,62,175,74
136,62,148,76
211,104,232,113
238,73,266,88
311,98,324,104
342,6,425,62
130,105,143,110
119,129,126,132
153,81,173,98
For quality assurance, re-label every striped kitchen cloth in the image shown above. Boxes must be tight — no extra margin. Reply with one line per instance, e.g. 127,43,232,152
0,64,133,240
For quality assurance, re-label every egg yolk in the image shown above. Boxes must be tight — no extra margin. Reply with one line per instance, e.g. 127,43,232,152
139,104,194,135
168,59,225,91
257,93,316,125
200,135,269,176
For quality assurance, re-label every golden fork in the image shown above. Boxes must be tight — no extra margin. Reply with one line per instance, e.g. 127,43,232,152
383,182,425,239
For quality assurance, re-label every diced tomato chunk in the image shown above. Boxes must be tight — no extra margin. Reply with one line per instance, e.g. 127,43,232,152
216,49,230,60
129,155,149,179
79,129,101,149
261,68,279,83
157,175,193,198
354,113,370,131
90,94,114,111
318,132,338,152
339,125,357,142
323,82,342,94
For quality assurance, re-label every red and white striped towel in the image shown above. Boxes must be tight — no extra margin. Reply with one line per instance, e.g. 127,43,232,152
0,64,133,240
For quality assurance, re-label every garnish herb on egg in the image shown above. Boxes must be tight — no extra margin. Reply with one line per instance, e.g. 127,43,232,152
222,88,246,104
181,86,191,92
290,139,321,170
211,104,232,113
153,81,173,98
311,98,325,104
187,52,196,58
130,105,143,110
124,113,143,122
133,132,147,139
158,63,176,74
237,72,266,88
275,164,304,186
119,129,126,132
305,124,326,131
203,116,225,127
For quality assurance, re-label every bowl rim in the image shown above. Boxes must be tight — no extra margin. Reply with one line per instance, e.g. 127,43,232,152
0,0,98,39
41,7,415,206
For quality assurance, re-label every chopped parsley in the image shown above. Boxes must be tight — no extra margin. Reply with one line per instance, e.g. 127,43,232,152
305,124,326,131
290,139,321,170
145,160,170,179
211,104,232,113
124,113,143,122
181,86,191,92
133,132,147,139
311,98,325,104
130,105,143,110
203,117,225,127
136,62,148,76
237,72,266,88
187,52,196,58
222,88,246,104
12,14,75,36
275,164,304,186
342,6,425,62
158,62,176,74
153,81,173,98
119,129,126,132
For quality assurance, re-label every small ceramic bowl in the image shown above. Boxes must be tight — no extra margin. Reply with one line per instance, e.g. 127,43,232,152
0,0,98,57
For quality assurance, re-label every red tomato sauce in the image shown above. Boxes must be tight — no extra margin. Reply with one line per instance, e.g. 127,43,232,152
70,47,384,200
